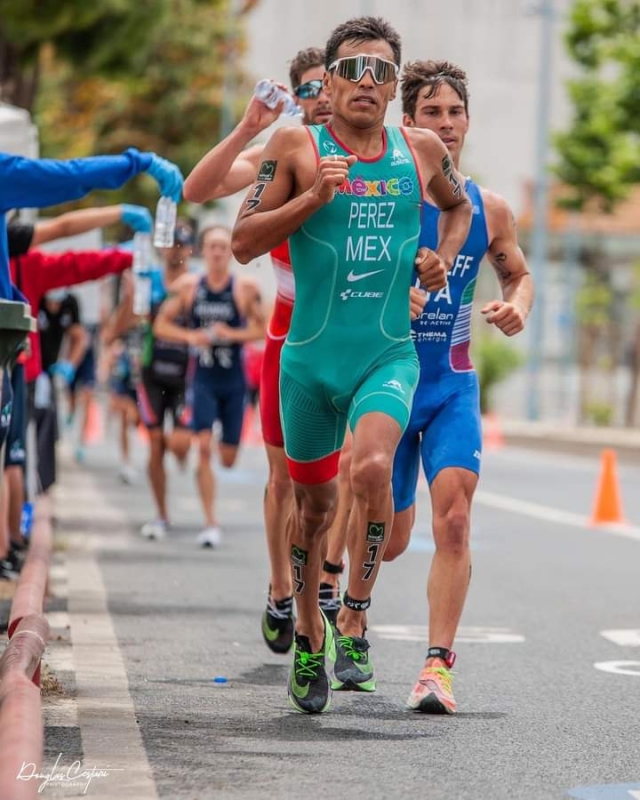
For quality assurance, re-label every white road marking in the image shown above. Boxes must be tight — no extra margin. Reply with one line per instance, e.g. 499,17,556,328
601,629,640,647
370,625,524,644
474,490,640,542
43,697,78,728
45,644,75,673
49,563,69,587
66,549,158,798
593,660,640,676
46,611,70,630
567,784,640,799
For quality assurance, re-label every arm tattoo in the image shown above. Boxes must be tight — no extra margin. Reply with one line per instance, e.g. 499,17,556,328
257,159,277,182
442,155,462,198
491,252,511,284
362,544,380,581
245,182,267,211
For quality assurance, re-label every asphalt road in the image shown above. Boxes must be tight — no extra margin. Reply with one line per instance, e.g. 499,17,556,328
33,414,640,800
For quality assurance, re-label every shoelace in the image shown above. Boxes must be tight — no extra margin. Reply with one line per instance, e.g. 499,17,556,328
296,650,323,680
420,667,453,694
266,601,292,621
319,595,342,612
337,636,368,661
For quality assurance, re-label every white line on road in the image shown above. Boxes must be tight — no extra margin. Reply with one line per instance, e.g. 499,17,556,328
46,611,70,630
370,625,525,644
474,490,640,542
601,629,640,647
49,563,69,588
45,643,75,673
593,661,640,677
67,548,159,799
43,697,79,728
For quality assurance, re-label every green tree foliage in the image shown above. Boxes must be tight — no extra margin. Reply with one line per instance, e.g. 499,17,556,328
556,1,640,425
38,5,245,156
474,337,523,415
0,1,170,109
575,269,613,327
3,0,256,208
554,0,640,211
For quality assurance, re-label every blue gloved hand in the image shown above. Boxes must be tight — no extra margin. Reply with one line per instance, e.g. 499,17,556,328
145,154,184,203
121,204,153,233
49,360,76,385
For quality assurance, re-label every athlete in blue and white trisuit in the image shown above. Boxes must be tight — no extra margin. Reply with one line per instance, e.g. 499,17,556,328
387,61,534,714
153,225,265,549
0,147,182,447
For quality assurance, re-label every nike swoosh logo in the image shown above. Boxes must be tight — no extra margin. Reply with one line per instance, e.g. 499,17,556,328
262,618,281,642
346,269,384,282
290,674,310,699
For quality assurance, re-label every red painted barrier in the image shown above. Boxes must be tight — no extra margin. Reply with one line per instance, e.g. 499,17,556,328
0,671,44,800
0,495,53,799
8,497,53,648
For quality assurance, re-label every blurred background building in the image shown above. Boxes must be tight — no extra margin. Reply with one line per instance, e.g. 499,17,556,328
244,0,575,215
2,0,639,426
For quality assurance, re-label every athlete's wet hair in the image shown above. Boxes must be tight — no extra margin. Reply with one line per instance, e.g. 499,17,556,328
198,223,231,250
401,60,469,119
289,47,325,91
325,16,402,69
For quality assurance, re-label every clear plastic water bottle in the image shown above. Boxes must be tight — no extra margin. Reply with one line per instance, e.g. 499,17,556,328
153,196,177,248
133,273,151,317
133,231,152,272
254,79,302,118
132,232,152,315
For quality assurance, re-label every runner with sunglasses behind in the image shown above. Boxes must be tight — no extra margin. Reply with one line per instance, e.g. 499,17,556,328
387,61,532,715
232,16,472,714
185,48,353,652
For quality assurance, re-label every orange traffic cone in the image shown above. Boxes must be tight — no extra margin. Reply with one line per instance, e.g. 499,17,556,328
591,449,625,526
483,412,505,451
83,398,104,444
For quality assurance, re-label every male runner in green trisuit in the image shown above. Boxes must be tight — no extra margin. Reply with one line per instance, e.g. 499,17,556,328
232,16,472,714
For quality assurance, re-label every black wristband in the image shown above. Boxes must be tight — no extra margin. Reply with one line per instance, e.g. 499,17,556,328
343,592,371,612
323,559,344,575
427,647,456,668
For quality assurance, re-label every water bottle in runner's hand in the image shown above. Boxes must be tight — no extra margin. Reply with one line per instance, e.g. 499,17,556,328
153,196,177,248
254,80,302,118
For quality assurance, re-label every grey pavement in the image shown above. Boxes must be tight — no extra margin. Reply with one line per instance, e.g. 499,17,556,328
35,412,640,800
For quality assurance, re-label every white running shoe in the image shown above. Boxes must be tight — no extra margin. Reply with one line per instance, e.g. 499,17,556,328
118,464,138,485
140,520,167,540
196,526,222,548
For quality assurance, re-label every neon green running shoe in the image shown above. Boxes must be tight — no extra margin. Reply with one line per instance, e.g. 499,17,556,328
261,594,294,654
287,613,336,714
332,633,376,692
